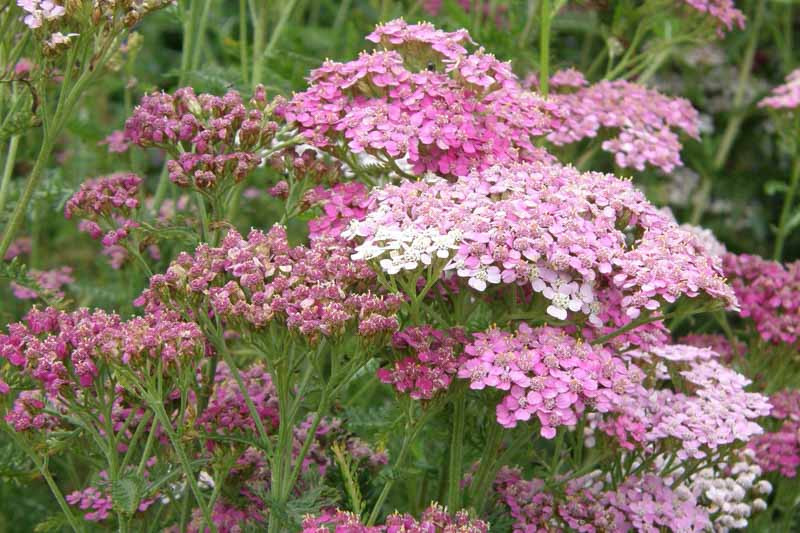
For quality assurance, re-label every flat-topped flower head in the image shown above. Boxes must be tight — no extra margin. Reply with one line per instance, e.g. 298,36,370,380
280,20,561,178
458,323,637,438
125,87,280,190
682,0,746,35
377,325,467,400
546,79,700,173
601,345,771,459
347,161,736,324
141,225,402,342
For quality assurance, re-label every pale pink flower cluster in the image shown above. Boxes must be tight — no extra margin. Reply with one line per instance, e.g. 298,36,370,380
547,79,700,172
16,0,65,30
759,68,800,110
682,0,746,35
494,466,711,532
603,346,771,459
280,19,561,177
347,162,736,323
458,324,637,438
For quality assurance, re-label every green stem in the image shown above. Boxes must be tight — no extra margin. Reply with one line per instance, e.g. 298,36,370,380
366,425,416,525
539,0,552,97
150,403,216,532
0,134,19,218
239,0,249,83
774,156,800,261
469,422,503,515
692,0,765,224
251,0,268,90
446,393,466,512
0,134,54,259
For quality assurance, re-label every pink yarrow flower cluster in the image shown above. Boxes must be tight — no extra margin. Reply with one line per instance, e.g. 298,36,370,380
458,324,637,438
377,325,467,400
494,466,711,532
280,19,561,178
304,182,370,240
10,266,74,300
198,361,280,438
749,390,800,478
602,345,770,459
0,307,205,431
346,161,736,323
16,0,65,30
140,225,402,341
759,68,800,110
546,77,700,172
64,173,142,247
723,253,800,345
682,0,746,35
125,86,279,190
301,503,488,532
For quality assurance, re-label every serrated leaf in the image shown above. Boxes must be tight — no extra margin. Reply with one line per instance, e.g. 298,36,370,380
112,475,143,515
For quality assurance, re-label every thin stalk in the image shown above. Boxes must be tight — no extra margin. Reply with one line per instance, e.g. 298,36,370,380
366,425,416,525
239,0,249,83
0,134,54,258
151,402,216,532
264,0,298,61
774,155,800,260
469,422,503,515
0,134,20,217
251,0,268,90
446,394,466,512
539,0,552,97
692,0,766,223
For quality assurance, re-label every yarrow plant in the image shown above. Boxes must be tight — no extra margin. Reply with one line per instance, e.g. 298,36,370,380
2,4,800,533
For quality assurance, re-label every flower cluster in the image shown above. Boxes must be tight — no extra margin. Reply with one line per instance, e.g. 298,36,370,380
689,450,771,530
141,225,402,341
301,503,489,532
305,182,370,240
458,324,636,438
723,253,800,345
0,306,205,431
601,346,771,459
546,77,700,172
346,162,736,323
759,68,800,110
198,361,280,438
64,173,142,249
494,467,712,532
749,389,800,477
280,19,561,177
679,332,744,362
682,0,746,35
10,266,74,300
125,87,280,190
377,325,467,400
